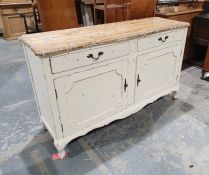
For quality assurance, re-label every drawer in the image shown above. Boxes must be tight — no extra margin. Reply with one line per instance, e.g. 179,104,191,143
137,30,185,51
50,42,129,73
1,7,32,15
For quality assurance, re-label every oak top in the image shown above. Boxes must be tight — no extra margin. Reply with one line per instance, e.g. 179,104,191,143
19,17,189,58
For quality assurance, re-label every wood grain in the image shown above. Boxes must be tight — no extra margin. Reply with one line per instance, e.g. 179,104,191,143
129,0,157,20
36,0,78,32
0,2,33,40
19,17,189,58
94,0,129,24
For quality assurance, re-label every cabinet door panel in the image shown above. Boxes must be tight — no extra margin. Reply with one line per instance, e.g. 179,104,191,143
135,44,183,103
54,59,129,136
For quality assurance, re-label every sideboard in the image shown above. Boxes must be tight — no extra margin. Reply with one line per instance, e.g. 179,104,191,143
20,17,189,159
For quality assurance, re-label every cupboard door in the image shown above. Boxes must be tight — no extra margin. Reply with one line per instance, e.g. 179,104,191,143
2,15,25,39
54,58,129,137
135,44,183,103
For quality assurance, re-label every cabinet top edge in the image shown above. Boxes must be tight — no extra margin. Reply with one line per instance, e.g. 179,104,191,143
19,17,189,58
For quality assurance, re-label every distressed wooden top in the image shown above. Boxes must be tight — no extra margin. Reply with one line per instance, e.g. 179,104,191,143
19,17,189,58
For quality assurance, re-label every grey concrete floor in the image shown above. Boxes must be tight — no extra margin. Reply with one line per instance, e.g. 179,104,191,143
0,38,209,175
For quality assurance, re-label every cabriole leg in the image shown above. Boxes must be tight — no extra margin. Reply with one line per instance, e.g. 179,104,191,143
58,148,67,159
53,141,68,160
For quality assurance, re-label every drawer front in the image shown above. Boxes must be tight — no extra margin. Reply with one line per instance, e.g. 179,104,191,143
137,30,185,51
50,42,129,73
2,8,32,15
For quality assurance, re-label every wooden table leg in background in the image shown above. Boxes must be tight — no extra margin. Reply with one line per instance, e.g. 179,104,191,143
202,45,209,78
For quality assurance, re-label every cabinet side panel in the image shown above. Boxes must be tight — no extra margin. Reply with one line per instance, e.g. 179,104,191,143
176,28,188,86
23,46,56,139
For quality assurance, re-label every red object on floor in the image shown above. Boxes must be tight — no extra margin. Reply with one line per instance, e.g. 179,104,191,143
51,152,69,160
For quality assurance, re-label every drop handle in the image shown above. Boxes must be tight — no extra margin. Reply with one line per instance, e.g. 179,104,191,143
137,74,141,87
124,78,128,92
158,36,169,43
87,51,104,61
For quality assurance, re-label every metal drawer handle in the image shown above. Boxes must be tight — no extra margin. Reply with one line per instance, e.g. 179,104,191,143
158,36,169,43
124,78,128,92
137,74,141,87
87,51,104,61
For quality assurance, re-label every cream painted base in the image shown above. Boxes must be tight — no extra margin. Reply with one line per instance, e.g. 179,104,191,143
45,87,179,159
22,27,187,159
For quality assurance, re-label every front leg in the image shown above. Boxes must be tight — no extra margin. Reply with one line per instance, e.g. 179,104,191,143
53,140,68,160
172,91,178,100
57,148,67,160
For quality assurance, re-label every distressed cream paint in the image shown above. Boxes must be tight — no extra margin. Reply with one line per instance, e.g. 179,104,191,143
20,17,189,159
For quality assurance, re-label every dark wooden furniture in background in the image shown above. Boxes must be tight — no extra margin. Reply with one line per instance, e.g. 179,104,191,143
190,13,209,67
156,6,203,59
157,0,194,5
36,0,78,31
156,6,203,37
0,2,33,40
93,0,157,24
20,0,41,34
196,0,209,12
81,0,102,26
128,0,157,20
202,45,209,77
93,0,130,24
